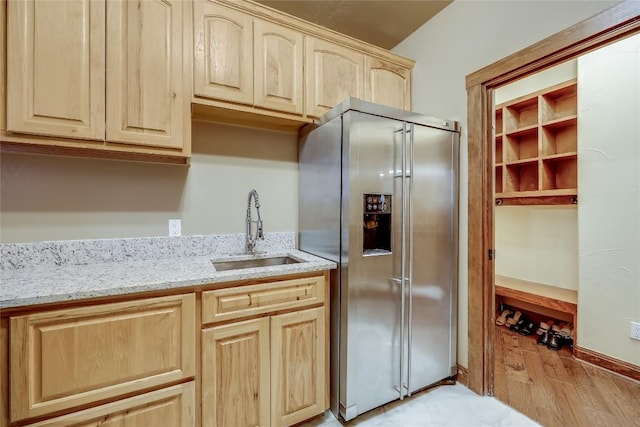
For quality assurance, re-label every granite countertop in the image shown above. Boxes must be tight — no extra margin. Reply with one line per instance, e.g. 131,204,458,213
0,234,336,310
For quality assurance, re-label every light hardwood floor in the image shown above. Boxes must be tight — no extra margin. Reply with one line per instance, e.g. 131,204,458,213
493,325,640,427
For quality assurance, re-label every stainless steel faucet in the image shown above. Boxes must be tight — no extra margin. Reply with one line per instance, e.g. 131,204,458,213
246,189,264,254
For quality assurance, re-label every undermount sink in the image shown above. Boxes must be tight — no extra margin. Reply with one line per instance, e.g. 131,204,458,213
212,255,302,271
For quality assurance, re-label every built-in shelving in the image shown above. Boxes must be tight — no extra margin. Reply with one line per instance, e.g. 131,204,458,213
494,79,578,205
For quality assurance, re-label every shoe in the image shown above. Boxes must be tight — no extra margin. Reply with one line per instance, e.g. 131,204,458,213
536,320,554,336
558,323,573,338
510,315,528,332
547,332,564,351
505,311,522,328
519,320,538,336
495,309,512,326
537,331,550,346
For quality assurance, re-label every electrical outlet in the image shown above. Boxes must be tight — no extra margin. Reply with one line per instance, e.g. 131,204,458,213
630,321,640,341
168,219,181,237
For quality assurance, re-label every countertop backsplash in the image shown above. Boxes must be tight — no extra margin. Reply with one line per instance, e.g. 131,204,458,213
0,232,296,271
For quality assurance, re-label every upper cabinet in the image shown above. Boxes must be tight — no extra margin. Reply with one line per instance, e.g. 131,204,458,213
193,1,254,104
4,0,190,164
494,79,578,205
106,0,185,149
365,57,412,111
254,19,304,115
7,0,106,140
193,2,304,115
191,0,414,131
1,0,415,161
305,37,364,118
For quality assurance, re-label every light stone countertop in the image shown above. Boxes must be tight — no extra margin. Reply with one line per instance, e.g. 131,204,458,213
0,234,336,310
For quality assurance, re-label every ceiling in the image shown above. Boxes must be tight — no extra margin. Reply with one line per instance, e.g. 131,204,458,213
254,1,452,50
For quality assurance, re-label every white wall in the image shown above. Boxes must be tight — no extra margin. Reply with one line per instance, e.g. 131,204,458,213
494,62,579,290
494,60,576,105
577,35,640,366
393,0,619,368
495,206,578,289
0,121,299,242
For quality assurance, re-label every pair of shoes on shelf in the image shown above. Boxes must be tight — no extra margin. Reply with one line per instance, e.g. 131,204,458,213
510,314,538,336
556,323,574,338
505,311,521,328
536,320,554,336
495,309,512,326
496,309,520,326
537,330,573,350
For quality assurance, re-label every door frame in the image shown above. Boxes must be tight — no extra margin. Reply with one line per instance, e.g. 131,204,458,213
464,1,640,394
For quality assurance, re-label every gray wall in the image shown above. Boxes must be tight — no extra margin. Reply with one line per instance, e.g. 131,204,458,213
1,121,298,242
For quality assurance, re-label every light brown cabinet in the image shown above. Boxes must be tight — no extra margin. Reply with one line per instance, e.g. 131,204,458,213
106,0,186,149
202,318,270,427
271,307,326,426
1,271,330,427
191,0,414,131
193,1,304,116
24,383,195,427
0,0,6,134
9,294,196,423
193,0,254,104
305,37,364,118
365,57,412,111
7,0,106,140
4,0,190,163
201,275,328,427
494,79,578,205
254,19,304,115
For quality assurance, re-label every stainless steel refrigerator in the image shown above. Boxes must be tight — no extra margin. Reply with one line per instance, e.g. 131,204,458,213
298,98,459,421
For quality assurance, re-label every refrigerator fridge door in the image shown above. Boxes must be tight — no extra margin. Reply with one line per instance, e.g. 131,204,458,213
340,111,406,420
407,123,459,394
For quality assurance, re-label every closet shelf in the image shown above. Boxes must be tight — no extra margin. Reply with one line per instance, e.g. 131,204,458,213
494,79,578,203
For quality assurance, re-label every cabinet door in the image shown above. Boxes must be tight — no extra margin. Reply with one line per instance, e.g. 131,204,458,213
6,0,105,140
193,1,253,105
24,383,195,427
271,307,326,426
254,19,304,115
10,294,196,422
305,37,364,117
106,0,184,149
364,57,412,111
202,318,270,427
1,0,6,133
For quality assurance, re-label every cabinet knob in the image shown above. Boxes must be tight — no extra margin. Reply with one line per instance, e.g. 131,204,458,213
172,92,177,99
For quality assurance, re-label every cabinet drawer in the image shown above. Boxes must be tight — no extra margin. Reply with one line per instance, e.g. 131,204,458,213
10,294,196,422
202,276,325,324
25,382,195,426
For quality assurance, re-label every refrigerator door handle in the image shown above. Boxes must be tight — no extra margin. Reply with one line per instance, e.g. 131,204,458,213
407,123,415,396
398,121,407,401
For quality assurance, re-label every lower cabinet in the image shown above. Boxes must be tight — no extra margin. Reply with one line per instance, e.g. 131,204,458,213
270,308,326,426
8,293,196,424
202,307,326,427
202,317,270,427
2,272,329,427
25,382,195,427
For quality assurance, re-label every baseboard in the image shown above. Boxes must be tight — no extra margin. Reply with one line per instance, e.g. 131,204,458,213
456,364,469,386
574,345,640,382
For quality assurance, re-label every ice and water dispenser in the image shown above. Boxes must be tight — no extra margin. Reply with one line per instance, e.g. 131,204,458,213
362,193,392,255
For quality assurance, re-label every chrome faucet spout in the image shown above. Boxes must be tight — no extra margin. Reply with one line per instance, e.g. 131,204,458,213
246,189,264,253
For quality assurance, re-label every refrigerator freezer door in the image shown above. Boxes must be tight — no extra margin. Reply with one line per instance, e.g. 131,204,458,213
340,111,405,420
407,123,458,393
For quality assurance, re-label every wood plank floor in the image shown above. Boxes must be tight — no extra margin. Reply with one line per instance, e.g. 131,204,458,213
493,324,640,427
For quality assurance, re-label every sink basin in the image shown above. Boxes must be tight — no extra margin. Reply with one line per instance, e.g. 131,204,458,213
212,255,302,271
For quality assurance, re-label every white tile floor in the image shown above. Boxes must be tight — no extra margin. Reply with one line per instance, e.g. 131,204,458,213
299,383,540,427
